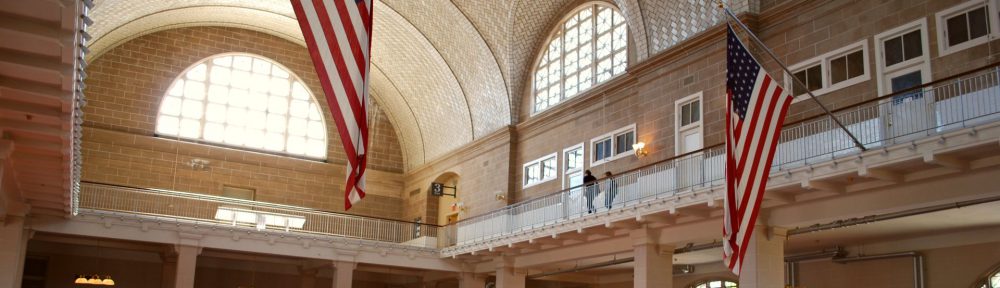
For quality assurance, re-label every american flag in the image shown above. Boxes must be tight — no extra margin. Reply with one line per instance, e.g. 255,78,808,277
723,24,794,275
291,0,373,210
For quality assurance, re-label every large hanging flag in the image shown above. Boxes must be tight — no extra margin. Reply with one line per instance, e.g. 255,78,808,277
291,0,373,210
723,24,794,274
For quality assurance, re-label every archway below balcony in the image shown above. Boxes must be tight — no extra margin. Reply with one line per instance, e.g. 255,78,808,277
426,172,461,226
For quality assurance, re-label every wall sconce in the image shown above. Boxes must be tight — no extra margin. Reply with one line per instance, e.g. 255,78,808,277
494,191,507,201
632,142,648,158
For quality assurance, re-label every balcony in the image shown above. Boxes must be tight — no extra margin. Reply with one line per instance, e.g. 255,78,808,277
76,182,443,250
441,63,1000,253
71,64,1000,256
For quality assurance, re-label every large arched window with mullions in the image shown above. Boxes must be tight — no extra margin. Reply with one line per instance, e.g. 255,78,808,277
691,280,738,288
156,53,328,159
979,264,1000,288
532,3,628,113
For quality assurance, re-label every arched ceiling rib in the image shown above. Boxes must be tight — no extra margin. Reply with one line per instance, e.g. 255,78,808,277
380,0,510,139
87,0,754,171
87,0,509,170
370,3,473,162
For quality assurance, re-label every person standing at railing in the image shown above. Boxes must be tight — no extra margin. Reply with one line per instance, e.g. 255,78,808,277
604,171,618,210
583,170,599,213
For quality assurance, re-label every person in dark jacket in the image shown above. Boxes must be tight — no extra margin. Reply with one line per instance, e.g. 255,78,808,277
583,170,598,213
604,171,618,209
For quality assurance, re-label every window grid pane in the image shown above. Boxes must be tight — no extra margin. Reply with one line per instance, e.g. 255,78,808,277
155,54,328,159
533,4,628,113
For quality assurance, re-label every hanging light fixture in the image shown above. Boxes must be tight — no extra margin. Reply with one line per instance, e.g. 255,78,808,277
87,275,102,284
101,275,115,286
74,275,88,284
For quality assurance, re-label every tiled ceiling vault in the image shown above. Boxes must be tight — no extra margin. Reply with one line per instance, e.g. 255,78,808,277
86,0,755,171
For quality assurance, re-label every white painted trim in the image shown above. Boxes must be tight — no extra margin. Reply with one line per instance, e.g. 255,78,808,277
589,123,636,167
935,0,1000,57
674,92,704,154
523,152,559,188
874,18,933,96
785,40,871,103
563,143,585,174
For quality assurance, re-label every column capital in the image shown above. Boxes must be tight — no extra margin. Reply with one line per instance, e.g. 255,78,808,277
630,227,659,247
332,260,357,270
173,244,202,256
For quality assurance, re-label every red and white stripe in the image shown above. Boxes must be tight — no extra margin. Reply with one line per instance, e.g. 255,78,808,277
292,0,373,210
723,69,794,274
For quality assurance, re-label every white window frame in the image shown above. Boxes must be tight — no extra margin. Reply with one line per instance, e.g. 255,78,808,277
590,124,636,167
936,0,1000,57
563,143,584,189
523,152,559,188
563,143,585,174
675,92,704,154
874,18,932,96
785,40,870,103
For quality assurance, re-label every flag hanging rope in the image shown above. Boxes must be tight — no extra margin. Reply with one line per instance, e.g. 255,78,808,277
292,0,374,210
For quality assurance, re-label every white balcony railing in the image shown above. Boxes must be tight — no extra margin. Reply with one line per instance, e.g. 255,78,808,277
444,64,1000,247
77,182,442,249
73,65,1000,251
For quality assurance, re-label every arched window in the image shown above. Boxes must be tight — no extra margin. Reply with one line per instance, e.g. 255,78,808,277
691,280,738,288
979,265,1000,288
532,3,628,113
156,54,328,159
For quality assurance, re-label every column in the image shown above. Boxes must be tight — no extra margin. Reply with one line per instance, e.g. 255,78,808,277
738,226,787,288
494,258,525,288
173,245,201,288
458,272,485,288
332,260,355,288
632,228,673,288
0,215,28,288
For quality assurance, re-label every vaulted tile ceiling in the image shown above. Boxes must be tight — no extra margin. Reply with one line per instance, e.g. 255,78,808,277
86,0,754,171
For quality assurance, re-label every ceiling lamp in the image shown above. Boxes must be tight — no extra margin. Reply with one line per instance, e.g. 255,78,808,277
87,275,102,285
101,275,116,286
74,275,88,284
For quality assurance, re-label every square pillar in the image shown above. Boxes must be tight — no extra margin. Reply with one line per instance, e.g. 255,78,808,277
632,228,673,288
494,258,524,288
459,272,485,288
738,226,786,288
173,245,201,288
0,216,28,288
332,260,356,288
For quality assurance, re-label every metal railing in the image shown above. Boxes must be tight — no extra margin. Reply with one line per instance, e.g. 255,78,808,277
444,64,1000,248
74,65,1000,251
78,182,443,249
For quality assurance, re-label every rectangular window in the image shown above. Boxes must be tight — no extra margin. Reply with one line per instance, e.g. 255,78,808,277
876,19,930,96
676,93,704,154
593,137,612,162
680,99,701,127
564,144,584,173
937,1,997,56
523,153,558,187
785,40,869,102
792,64,822,96
614,130,634,155
829,50,864,85
591,124,636,166
883,30,923,68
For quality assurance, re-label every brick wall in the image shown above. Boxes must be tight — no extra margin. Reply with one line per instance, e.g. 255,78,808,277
82,26,406,219
423,0,1000,218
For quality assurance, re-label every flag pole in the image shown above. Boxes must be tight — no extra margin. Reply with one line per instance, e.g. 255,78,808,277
717,2,867,151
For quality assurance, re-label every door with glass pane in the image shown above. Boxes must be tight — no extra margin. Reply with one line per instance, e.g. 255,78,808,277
884,67,934,144
563,171,584,218
676,95,703,189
